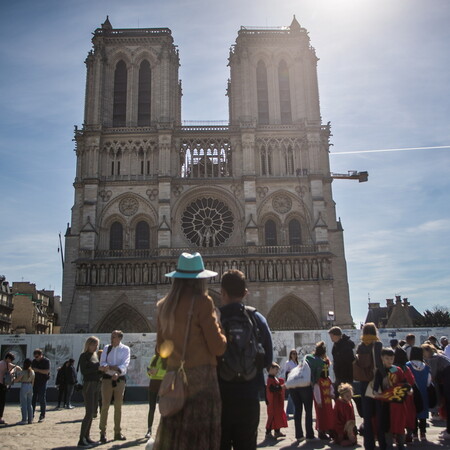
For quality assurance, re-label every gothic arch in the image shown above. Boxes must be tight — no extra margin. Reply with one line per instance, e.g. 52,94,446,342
95,302,152,333
267,296,320,330
134,49,159,68
108,49,133,68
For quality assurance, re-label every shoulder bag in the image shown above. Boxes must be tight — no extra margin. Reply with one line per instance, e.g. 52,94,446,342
158,296,195,417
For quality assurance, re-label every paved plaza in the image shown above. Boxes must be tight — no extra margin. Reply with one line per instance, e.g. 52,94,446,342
2,400,450,449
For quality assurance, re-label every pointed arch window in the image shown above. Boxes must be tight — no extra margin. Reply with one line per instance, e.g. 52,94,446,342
278,60,292,124
256,60,269,125
113,60,127,127
285,145,294,175
138,60,151,126
110,221,123,250
265,219,277,246
135,221,150,249
288,219,302,246
261,145,273,176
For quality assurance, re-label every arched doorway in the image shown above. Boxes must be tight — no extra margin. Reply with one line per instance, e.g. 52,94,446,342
96,302,152,333
267,296,320,330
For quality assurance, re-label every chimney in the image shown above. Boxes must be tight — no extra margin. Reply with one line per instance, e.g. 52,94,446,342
368,302,380,309
403,297,409,306
386,298,394,307
395,295,402,304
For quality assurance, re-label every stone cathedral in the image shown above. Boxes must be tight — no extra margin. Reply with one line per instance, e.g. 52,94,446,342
61,16,353,333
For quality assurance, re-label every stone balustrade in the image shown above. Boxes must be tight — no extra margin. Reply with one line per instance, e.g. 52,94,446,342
75,254,333,287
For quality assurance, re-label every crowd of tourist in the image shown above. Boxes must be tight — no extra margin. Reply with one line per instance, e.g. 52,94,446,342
0,252,449,450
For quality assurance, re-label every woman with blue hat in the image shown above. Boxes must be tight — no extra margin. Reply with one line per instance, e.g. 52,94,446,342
153,252,227,450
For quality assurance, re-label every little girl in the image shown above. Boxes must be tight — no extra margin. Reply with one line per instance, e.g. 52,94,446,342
333,383,357,446
266,362,288,438
15,358,35,424
313,357,335,440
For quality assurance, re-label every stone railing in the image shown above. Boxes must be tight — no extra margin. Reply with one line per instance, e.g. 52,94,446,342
75,254,333,287
79,244,320,260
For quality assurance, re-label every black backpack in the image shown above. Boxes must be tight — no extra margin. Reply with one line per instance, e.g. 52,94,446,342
218,305,265,382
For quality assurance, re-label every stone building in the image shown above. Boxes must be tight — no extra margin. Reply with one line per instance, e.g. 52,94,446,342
11,282,55,334
365,296,423,328
61,17,353,333
0,276,14,334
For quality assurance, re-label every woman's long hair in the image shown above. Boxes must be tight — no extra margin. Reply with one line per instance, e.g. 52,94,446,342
83,336,100,353
158,278,207,334
23,358,32,372
288,349,298,364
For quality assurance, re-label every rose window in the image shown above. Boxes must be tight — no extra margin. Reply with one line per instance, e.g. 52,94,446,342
181,198,234,247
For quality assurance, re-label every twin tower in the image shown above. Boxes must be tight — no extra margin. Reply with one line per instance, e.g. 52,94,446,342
62,17,353,333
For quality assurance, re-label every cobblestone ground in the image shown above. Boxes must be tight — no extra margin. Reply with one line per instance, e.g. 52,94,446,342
1,401,450,449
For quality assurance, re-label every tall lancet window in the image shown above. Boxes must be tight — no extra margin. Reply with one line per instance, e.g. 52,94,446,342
113,60,127,127
110,221,123,250
256,60,269,125
278,60,292,124
138,60,151,126
288,219,302,246
135,221,150,249
264,220,277,246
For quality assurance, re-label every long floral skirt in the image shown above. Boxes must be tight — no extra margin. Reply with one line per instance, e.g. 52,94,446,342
153,364,221,450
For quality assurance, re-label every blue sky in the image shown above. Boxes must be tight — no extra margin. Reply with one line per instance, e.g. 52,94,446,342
1,0,449,326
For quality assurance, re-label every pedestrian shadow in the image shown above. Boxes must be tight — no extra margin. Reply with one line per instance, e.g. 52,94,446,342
51,439,147,450
56,419,83,424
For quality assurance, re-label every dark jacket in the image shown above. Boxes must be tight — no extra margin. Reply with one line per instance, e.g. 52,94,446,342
78,352,101,383
332,334,355,383
64,364,78,385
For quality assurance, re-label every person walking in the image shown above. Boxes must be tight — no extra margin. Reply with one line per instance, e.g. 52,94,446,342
15,358,35,425
354,322,383,450
218,269,273,450
78,336,102,447
153,252,227,450
31,349,50,423
99,330,130,443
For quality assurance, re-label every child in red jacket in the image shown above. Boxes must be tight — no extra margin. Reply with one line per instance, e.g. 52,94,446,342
266,362,288,438
333,383,357,446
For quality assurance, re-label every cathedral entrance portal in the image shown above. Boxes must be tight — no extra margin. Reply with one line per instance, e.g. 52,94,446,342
267,296,320,330
95,302,152,333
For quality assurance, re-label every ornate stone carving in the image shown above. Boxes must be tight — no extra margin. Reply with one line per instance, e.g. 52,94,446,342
119,196,138,216
256,186,268,198
146,188,158,201
272,194,292,214
99,189,112,202
181,197,234,247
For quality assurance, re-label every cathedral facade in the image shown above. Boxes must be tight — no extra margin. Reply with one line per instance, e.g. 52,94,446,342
61,17,353,333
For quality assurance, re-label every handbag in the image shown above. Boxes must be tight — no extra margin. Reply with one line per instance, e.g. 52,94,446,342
285,358,311,389
158,296,195,418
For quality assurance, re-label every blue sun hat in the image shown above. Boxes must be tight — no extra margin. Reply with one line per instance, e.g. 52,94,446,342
165,252,218,279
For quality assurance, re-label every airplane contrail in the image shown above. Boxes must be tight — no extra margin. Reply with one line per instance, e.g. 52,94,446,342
331,145,450,155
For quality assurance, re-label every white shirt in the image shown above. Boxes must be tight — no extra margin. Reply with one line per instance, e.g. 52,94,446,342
445,345,450,359
100,342,131,375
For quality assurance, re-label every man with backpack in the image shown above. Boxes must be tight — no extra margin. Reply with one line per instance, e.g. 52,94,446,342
218,269,273,450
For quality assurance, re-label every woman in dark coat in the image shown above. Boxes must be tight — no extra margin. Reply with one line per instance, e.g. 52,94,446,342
77,336,102,447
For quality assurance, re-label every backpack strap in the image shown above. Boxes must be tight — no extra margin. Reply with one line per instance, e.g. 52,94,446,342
244,306,262,342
